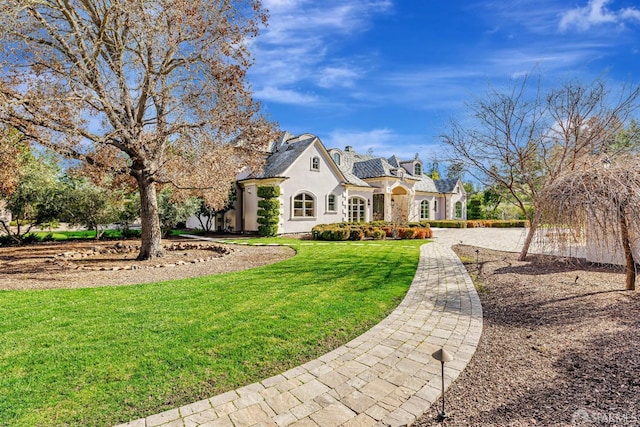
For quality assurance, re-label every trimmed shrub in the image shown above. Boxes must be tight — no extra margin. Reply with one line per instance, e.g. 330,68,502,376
398,227,415,239
257,186,280,237
257,199,280,212
349,228,364,241
372,229,386,240
414,228,427,239
258,225,279,236
257,186,281,199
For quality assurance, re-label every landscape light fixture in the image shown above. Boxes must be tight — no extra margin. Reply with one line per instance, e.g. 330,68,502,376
432,347,453,422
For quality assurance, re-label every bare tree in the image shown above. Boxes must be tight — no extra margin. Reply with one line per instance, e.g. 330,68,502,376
0,0,278,259
441,75,640,260
541,157,640,290
0,126,27,199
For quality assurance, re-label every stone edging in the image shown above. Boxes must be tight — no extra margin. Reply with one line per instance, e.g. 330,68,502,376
48,241,233,271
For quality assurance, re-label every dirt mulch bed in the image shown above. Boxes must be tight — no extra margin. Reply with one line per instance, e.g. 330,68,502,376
0,237,295,290
416,245,640,427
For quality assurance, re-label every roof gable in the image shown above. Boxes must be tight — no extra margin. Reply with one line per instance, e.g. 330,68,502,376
258,138,315,178
434,178,460,193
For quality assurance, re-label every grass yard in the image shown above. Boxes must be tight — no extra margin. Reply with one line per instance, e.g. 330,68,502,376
0,239,424,427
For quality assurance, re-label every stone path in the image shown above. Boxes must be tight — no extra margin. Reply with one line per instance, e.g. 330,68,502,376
116,235,486,427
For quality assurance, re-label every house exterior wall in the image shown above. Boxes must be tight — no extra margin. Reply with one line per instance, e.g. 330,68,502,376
277,144,346,234
413,195,439,221
449,181,467,219
242,183,260,232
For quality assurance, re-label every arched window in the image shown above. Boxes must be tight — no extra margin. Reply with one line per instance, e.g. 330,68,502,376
455,201,463,218
420,200,430,220
414,163,422,176
311,156,320,171
348,197,366,222
327,194,336,212
332,152,341,166
293,193,315,218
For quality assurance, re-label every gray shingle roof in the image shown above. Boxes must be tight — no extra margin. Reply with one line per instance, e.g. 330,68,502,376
353,158,390,179
387,156,401,168
256,135,315,178
434,178,459,193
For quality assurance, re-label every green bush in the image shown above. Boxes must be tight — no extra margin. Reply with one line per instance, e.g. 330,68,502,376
426,220,467,228
257,199,280,212
257,186,280,237
257,215,279,226
398,227,415,239
349,228,364,241
257,186,281,199
372,229,386,240
258,224,279,236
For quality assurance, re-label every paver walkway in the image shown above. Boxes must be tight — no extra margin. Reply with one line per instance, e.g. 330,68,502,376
116,237,485,427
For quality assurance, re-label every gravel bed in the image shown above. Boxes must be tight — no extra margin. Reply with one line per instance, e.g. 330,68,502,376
416,245,640,427
0,238,295,290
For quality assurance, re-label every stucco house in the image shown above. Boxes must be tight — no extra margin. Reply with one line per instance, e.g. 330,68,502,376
187,132,466,234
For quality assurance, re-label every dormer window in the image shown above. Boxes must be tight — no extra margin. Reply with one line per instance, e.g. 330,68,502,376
332,152,341,166
414,163,422,176
311,156,320,171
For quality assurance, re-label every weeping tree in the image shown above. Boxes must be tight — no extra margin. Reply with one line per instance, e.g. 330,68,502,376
442,75,640,261
0,0,278,259
541,157,640,291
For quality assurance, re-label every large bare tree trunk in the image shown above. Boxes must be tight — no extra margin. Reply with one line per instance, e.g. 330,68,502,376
519,212,539,261
136,173,164,260
619,206,636,290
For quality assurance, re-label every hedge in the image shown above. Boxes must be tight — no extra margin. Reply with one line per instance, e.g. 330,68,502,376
312,222,432,241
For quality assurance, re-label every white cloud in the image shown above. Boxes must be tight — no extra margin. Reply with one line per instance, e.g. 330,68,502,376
254,86,318,105
250,0,392,103
316,66,361,88
559,0,640,31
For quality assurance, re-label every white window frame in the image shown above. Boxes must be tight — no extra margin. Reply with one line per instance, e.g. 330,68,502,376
311,156,320,171
348,197,367,223
292,192,315,218
420,200,430,220
455,201,463,219
327,194,337,212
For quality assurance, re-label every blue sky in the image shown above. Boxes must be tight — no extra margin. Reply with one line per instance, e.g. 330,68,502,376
248,0,640,162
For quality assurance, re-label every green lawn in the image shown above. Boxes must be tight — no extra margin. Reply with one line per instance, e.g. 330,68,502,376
0,239,425,426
